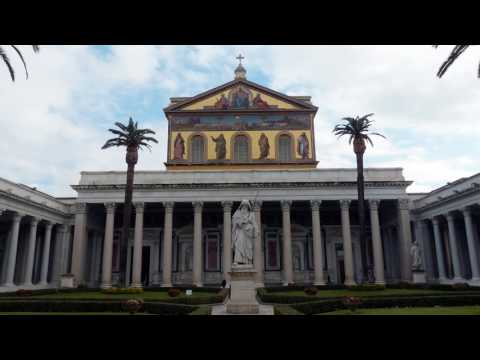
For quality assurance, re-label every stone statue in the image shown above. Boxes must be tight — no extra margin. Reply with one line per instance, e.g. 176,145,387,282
173,133,185,160
410,240,423,271
211,134,226,160
258,133,270,159
297,132,309,159
232,200,257,265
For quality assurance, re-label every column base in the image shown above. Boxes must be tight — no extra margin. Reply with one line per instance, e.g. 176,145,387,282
374,280,386,286
38,281,48,287
2,283,15,288
100,282,112,289
194,283,203,288
162,283,173,288
22,282,33,287
344,279,357,286
255,282,265,288
468,278,480,287
314,280,326,286
452,277,465,283
129,283,143,289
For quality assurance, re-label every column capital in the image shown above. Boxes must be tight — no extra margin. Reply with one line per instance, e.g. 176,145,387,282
73,202,87,214
398,198,410,210
57,223,68,233
446,212,455,222
222,201,233,211
12,212,24,222
30,216,39,226
340,199,351,210
368,199,381,211
134,202,145,213
432,216,441,225
163,202,174,212
44,220,53,230
193,201,203,211
310,200,322,211
461,206,472,216
253,200,262,211
104,202,116,213
281,200,292,211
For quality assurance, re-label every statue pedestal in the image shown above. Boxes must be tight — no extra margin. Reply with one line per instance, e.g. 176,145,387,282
226,264,259,314
412,270,426,284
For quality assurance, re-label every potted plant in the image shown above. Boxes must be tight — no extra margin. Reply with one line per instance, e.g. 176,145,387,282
121,299,144,314
342,296,362,313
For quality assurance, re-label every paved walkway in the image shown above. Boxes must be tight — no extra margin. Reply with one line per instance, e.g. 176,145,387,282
211,303,274,315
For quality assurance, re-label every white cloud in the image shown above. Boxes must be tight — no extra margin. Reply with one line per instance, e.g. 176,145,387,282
0,45,478,197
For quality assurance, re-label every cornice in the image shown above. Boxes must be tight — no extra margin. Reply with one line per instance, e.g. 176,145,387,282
0,190,71,217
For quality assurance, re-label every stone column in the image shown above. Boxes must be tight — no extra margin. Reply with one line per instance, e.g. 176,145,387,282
3,212,23,287
432,217,447,281
71,203,87,286
162,202,174,287
193,201,203,287
311,200,326,286
39,221,53,286
369,200,385,285
446,212,463,282
101,203,116,289
253,200,264,287
462,207,480,282
131,202,145,288
222,201,232,283
398,199,413,282
340,200,356,286
52,224,68,285
281,200,293,285
23,217,39,286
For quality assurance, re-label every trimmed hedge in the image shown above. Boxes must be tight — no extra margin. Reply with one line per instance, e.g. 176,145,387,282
347,284,386,291
291,295,480,315
145,302,198,315
189,306,212,315
274,305,303,315
145,286,221,293
0,300,125,313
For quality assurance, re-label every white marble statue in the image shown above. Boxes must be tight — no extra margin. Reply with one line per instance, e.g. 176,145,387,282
410,240,423,271
232,200,257,265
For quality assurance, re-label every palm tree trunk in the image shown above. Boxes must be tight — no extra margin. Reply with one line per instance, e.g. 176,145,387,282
356,153,368,283
119,162,135,288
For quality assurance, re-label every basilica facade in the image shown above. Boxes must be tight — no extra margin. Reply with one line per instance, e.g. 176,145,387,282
1,63,479,291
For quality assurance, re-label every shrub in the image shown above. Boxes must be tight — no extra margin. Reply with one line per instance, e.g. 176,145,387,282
121,299,144,314
342,296,362,312
168,288,181,298
0,300,124,313
274,305,303,315
15,289,33,297
304,287,318,296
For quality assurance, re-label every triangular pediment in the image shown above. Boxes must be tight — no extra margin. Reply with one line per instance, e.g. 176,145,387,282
164,79,316,112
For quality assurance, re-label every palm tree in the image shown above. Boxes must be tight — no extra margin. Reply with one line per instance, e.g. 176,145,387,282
433,45,478,78
1,45,40,81
102,117,158,287
333,114,385,283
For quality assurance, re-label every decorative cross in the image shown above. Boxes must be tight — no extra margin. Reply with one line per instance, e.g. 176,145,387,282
236,54,244,64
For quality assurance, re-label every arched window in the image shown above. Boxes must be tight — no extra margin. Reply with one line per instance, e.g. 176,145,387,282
191,135,205,162
233,135,249,162
278,134,292,161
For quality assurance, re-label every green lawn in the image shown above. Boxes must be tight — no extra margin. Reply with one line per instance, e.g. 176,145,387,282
269,288,471,299
316,306,480,315
0,312,155,316
21,290,215,301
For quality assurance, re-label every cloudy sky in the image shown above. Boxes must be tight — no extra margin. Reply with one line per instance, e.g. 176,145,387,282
1,45,479,197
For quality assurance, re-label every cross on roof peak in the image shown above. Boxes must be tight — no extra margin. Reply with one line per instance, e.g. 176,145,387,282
236,54,244,64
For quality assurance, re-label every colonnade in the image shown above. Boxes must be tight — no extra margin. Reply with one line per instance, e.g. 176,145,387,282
0,210,69,288
69,198,413,288
419,206,480,284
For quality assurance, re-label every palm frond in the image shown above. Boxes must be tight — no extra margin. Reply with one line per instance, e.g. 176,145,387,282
436,45,470,78
32,45,40,53
0,47,15,81
333,113,385,149
10,45,29,79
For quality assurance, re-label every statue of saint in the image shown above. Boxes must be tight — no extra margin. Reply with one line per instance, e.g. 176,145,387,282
232,200,257,265
173,133,185,160
211,134,226,160
258,133,270,159
410,240,423,271
297,132,309,159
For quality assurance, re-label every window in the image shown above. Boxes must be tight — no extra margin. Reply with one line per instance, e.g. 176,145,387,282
233,135,249,162
278,134,292,161
191,135,205,162
264,230,281,271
